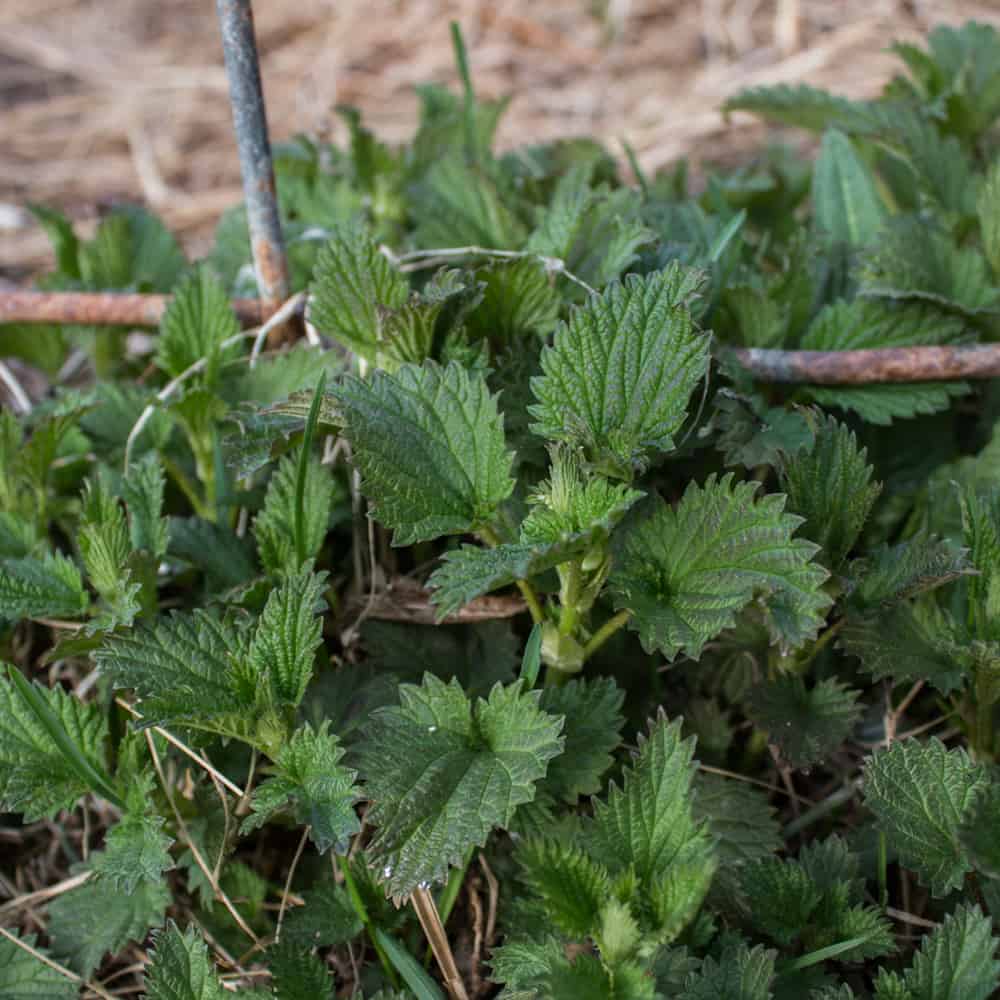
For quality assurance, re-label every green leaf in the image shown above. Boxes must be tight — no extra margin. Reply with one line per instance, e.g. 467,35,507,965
692,773,781,866
308,224,409,361
526,162,653,290
239,569,327,709
373,927,447,1000
465,258,561,342
168,517,258,593
266,940,334,1000
741,857,823,946
144,922,226,1000
47,863,169,976
0,552,88,621
799,298,968,425
156,267,240,381
848,536,971,610
242,721,360,853
0,666,112,820
960,489,1000,641
897,904,1000,1000
122,453,170,561
812,129,885,246
863,737,988,896
333,360,514,545
358,676,563,900
282,883,363,948
723,82,876,133
29,203,80,279
979,157,1000,276
779,413,881,570
747,675,862,769
530,267,711,478
92,811,174,894
517,838,611,938
0,929,78,999
538,676,625,804
679,941,776,1000
712,389,816,470
609,474,831,660
587,713,711,884
961,780,1000,878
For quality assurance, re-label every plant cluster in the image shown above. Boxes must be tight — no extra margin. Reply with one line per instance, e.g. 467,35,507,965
2,18,1000,1000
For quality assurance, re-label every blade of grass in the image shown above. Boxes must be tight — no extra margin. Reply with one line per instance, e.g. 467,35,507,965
6,666,124,811
375,926,447,1000
520,623,542,688
778,934,874,974
450,21,477,165
294,369,327,566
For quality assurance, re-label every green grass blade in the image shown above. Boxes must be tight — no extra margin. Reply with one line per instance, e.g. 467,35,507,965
375,927,446,1000
294,369,327,567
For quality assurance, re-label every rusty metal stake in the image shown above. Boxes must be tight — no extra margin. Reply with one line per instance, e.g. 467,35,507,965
216,0,292,343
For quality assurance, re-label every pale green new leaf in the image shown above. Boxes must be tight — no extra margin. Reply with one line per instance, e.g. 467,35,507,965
0,552,88,621
812,129,885,246
800,299,968,425
530,267,710,478
780,413,881,570
48,863,169,976
609,474,831,660
517,838,611,938
587,714,710,884
308,224,409,361
358,676,563,900
0,930,78,999
121,453,170,561
242,722,361,854
155,267,239,381
333,361,514,545
747,675,862,768
897,904,1000,1000
144,922,226,1000
863,738,988,896
253,454,335,576
0,667,109,820
92,811,174,894
241,569,327,708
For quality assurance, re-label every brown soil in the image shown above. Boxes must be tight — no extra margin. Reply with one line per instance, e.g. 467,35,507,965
1,0,997,279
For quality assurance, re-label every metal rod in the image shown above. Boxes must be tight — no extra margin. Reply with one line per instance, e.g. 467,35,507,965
728,344,1000,384
216,0,292,342
0,290,264,328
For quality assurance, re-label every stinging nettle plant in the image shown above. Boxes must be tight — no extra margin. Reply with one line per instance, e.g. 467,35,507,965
2,16,1000,1000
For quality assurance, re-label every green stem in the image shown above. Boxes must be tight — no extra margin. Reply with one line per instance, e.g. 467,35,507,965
877,831,888,906
582,609,631,662
337,854,399,989
558,561,582,637
161,454,210,520
295,371,327,567
478,524,545,625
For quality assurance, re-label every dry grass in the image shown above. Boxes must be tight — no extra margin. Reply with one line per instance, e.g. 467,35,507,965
0,0,996,280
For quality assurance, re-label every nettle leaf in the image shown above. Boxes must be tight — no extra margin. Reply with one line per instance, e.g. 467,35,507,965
609,474,831,660
812,129,885,247
48,862,169,976
144,922,226,1000
860,215,1000,318
0,666,109,820
961,780,1000,878
358,675,563,900
530,267,711,479
538,676,625,804
526,162,653,290
587,714,710,884
979,158,1000,277
168,517,258,593
799,298,969,425
282,883,363,948
240,569,327,708
0,552,88,622
692,773,781,866
779,413,881,570
741,857,823,946
723,82,877,133
92,811,174,894
517,838,611,938
333,361,514,545
841,601,967,695
121,454,170,561
0,929,78,999
960,489,1000,640
863,737,988,896
267,939,335,1000
155,267,240,381
712,389,816,470
465,257,561,342
892,904,1000,1000
242,722,361,854
308,224,409,360
678,941,776,1000
747,675,861,769
848,536,971,610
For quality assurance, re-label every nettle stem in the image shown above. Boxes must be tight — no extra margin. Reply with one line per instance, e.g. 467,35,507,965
478,524,546,625
582,609,632,661
558,560,582,637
